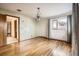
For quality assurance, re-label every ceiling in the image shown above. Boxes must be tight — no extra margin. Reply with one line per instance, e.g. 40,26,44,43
0,3,72,18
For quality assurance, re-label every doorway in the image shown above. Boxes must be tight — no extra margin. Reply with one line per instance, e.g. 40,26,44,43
6,15,20,44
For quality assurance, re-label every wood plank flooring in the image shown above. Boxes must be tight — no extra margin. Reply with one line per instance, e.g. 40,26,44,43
0,37,71,56
7,37,18,44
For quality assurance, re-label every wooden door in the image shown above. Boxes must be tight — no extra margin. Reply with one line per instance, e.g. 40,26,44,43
0,14,7,46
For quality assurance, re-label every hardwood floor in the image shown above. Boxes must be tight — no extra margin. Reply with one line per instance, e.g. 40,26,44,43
0,37,71,56
7,37,18,44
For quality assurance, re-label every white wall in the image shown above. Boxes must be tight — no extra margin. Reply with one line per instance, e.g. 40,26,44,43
0,9,36,41
49,16,68,41
35,18,48,37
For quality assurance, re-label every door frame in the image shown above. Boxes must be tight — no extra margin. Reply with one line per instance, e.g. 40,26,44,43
6,14,20,42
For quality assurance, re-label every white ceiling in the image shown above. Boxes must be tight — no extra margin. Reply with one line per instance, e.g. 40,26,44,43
0,3,72,18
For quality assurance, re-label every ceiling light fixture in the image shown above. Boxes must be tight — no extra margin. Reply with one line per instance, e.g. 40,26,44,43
16,9,22,12
36,7,40,21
